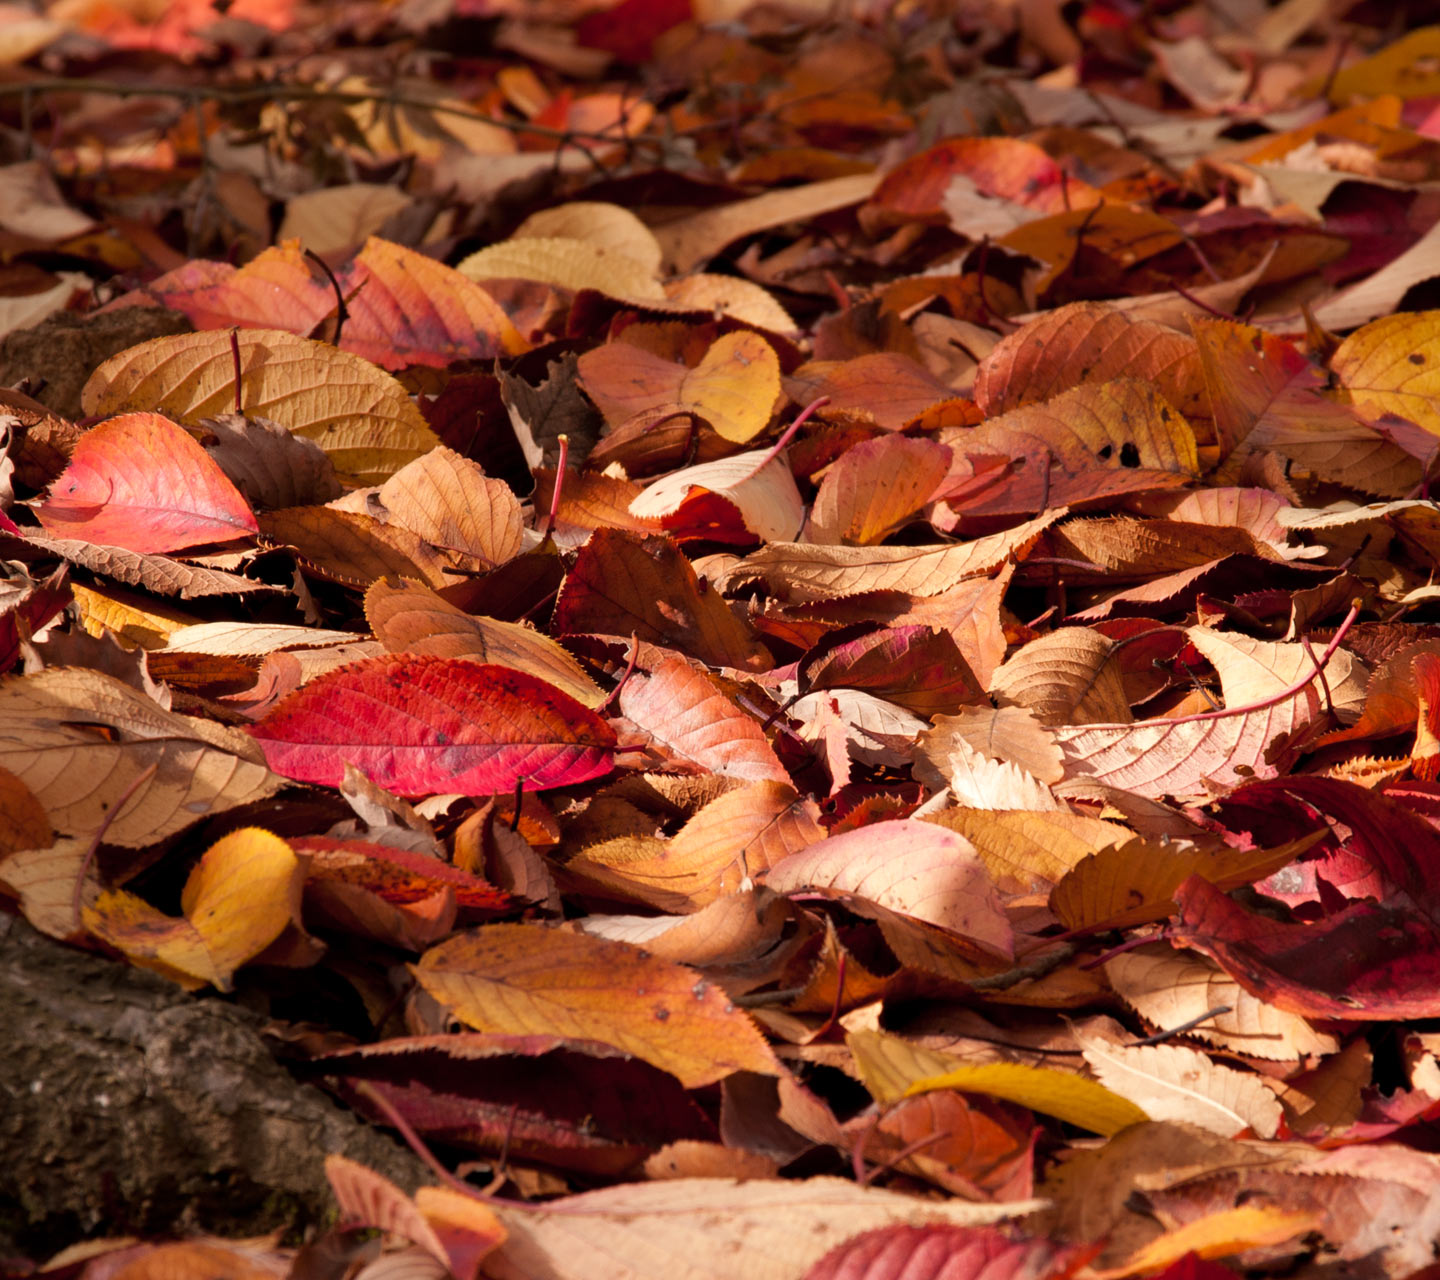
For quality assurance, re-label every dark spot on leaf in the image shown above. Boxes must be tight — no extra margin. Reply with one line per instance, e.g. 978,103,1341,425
1411,353,1426,365
654,1005,670,1021
1097,444,1114,460
1119,442,1141,467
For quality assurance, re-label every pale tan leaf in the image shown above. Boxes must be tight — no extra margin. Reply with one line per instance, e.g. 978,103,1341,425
653,172,882,274
990,627,1133,726
513,202,664,277
0,836,92,940
663,275,796,334
921,705,1064,782
1054,628,1367,800
377,447,525,567
630,450,804,543
162,622,366,655
1074,1022,1282,1138
789,689,927,769
82,329,440,484
0,668,280,846
483,1178,1036,1280
279,183,414,256
1106,946,1339,1061
759,819,1012,957
457,236,665,301
731,513,1055,603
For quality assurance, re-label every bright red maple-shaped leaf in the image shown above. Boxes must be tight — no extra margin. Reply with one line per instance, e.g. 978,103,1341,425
249,655,615,796
36,412,259,554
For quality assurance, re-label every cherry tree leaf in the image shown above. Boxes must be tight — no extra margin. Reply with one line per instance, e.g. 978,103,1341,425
249,654,615,796
618,657,790,786
36,412,258,554
760,819,1012,958
412,923,781,1088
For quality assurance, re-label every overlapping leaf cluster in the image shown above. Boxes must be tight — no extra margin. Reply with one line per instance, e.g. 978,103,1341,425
9,1,1440,1277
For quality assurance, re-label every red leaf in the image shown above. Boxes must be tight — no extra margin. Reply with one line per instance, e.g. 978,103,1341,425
36,412,259,554
804,1224,1079,1280
249,654,615,796
1214,777,1440,920
1171,874,1440,1020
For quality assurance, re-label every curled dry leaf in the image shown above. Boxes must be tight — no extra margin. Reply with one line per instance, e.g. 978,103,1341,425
198,411,342,510
554,529,771,672
257,506,459,588
989,626,1133,726
630,446,804,544
84,827,305,991
799,624,985,719
366,577,603,708
569,782,823,910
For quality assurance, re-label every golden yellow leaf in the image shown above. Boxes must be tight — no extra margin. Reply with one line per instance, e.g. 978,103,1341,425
412,923,781,1088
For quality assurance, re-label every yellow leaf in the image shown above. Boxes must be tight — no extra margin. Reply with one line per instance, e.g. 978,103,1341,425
1323,27,1440,102
850,1029,1149,1134
1106,1207,1320,1277
904,1062,1150,1136
1333,310,1440,437
680,331,782,444
83,827,304,991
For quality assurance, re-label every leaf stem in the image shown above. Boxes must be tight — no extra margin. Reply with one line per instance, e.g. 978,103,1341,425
1146,600,1360,728
72,762,159,934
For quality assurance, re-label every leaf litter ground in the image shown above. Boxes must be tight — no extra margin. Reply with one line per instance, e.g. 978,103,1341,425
7,1,1440,1277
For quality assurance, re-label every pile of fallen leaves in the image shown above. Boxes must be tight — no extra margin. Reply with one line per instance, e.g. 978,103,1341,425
11,0,1440,1276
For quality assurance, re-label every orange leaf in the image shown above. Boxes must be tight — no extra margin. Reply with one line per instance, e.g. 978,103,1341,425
412,923,781,1088
37,412,258,554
